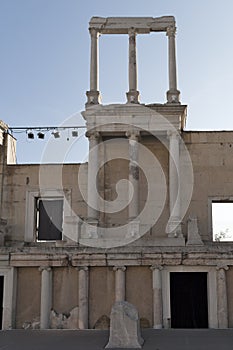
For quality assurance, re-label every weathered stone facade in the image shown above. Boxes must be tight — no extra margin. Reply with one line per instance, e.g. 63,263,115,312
0,16,233,331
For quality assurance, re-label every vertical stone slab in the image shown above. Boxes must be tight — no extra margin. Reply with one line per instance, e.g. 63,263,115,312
186,216,203,246
106,301,144,349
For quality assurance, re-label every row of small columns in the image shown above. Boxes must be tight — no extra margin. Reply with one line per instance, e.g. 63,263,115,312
38,265,229,329
86,26,180,105
38,265,162,329
86,130,181,237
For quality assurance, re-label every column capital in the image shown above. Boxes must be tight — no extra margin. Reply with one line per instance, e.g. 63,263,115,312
113,266,126,272
125,130,140,140
128,28,136,37
39,266,52,272
85,130,100,140
86,91,101,106
89,28,100,38
166,25,176,37
77,266,89,272
150,265,163,271
216,264,229,271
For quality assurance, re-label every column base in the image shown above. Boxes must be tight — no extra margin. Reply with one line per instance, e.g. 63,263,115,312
167,217,183,238
126,90,140,104
126,220,140,239
86,90,101,106
153,324,163,329
166,89,180,104
83,219,98,239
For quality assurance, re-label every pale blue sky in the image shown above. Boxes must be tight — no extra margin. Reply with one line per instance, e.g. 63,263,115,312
1,0,233,163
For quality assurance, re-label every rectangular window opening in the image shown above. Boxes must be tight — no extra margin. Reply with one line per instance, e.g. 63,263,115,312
212,201,233,242
36,198,63,241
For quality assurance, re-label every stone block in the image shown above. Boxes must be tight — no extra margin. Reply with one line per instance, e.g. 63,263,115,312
94,315,110,329
105,301,144,349
66,307,79,329
126,221,140,239
50,307,79,329
186,216,204,246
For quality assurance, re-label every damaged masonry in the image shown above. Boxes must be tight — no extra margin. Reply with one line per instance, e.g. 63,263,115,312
0,16,233,333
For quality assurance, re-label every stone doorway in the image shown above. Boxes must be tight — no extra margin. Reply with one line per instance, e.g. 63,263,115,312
0,276,4,329
170,272,208,328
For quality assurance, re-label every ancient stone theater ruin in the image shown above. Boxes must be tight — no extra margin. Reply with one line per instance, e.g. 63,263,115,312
0,16,232,331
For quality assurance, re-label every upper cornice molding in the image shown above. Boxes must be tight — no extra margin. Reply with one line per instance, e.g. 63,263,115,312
89,16,176,35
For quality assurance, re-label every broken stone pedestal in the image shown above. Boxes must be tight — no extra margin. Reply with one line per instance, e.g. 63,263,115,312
106,301,144,349
186,216,203,246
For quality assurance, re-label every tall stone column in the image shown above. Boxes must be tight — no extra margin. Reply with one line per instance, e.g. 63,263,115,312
167,130,182,237
166,26,180,104
113,266,126,302
86,132,100,230
86,28,101,105
39,266,52,329
126,29,139,103
216,265,229,328
78,266,89,329
127,132,139,220
151,266,163,329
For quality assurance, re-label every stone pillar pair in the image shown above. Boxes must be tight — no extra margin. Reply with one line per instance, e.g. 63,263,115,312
86,28,140,105
39,266,89,330
113,265,163,329
78,265,126,329
78,266,127,329
86,130,140,235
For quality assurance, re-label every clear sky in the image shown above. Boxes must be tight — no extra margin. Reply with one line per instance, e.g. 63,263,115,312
1,0,233,163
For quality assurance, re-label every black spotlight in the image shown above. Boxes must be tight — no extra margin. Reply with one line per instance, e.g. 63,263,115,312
37,132,45,139
72,130,78,137
52,131,60,139
27,132,34,139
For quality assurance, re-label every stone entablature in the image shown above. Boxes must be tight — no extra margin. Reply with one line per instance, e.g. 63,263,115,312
86,16,180,105
89,16,175,34
82,104,187,134
5,247,233,267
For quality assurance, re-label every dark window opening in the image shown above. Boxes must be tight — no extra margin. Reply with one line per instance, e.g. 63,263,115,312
36,198,63,241
0,276,4,329
170,272,208,328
